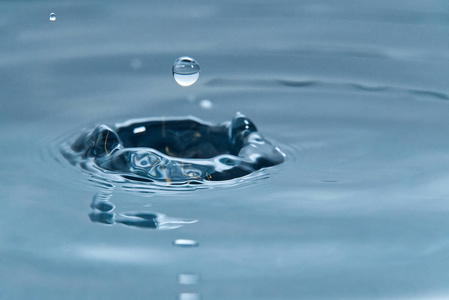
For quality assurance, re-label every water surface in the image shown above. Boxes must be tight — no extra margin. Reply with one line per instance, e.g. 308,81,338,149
1,1,449,299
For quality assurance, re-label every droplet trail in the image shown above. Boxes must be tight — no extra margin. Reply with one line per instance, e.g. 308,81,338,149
179,293,200,300
172,239,199,248
173,57,200,86
178,273,200,285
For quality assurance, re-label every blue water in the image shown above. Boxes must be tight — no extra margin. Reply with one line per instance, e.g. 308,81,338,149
1,1,449,299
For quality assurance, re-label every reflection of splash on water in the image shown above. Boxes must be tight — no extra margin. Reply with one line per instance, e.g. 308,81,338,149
58,113,285,230
89,191,197,230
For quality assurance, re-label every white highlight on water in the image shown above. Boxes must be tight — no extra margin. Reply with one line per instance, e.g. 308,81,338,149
172,239,199,247
133,126,146,134
179,293,200,300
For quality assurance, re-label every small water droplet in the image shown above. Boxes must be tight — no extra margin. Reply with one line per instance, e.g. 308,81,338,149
199,99,213,109
173,56,200,86
179,293,200,300
49,13,56,22
172,239,199,248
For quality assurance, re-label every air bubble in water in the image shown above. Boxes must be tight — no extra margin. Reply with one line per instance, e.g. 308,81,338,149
172,57,200,87
49,13,56,22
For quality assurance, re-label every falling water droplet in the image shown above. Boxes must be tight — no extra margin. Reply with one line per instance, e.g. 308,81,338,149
199,99,213,109
172,56,200,86
172,239,199,247
49,13,56,22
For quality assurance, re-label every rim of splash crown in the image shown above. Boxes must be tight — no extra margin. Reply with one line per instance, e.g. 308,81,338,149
60,113,286,194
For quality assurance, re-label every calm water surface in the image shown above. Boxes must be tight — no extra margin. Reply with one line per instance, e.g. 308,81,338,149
1,1,449,299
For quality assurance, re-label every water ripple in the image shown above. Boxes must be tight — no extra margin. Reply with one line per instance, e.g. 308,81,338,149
207,78,449,102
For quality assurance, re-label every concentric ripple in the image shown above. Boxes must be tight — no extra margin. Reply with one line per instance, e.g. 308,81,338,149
61,113,285,190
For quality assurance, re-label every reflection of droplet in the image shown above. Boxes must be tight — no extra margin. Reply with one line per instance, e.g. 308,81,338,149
179,293,200,300
199,99,213,109
172,239,199,248
91,200,114,212
172,57,200,86
49,13,56,22
89,211,115,225
178,273,200,285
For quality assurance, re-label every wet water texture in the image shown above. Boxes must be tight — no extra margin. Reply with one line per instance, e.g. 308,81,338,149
2,1,449,300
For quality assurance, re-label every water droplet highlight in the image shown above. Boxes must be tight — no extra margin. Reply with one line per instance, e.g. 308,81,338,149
173,56,200,86
49,13,56,22
179,293,200,300
172,239,199,248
